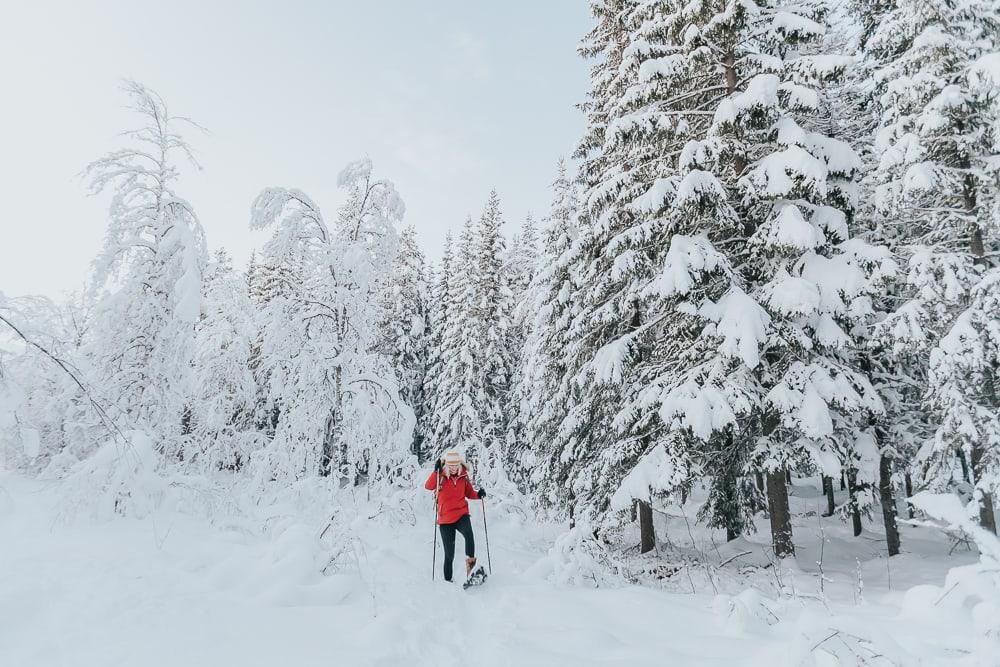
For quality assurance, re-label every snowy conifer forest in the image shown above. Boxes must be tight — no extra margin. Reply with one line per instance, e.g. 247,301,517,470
3,1,1000,665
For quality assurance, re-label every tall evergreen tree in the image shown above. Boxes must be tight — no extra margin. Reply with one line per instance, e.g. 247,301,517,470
557,0,897,559
504,214,542,485
865,0,1000,533
542,0,670,550
379,226,431,461
472,191,513,481
524,160,583,507
422,232,454,460
429,218,481,463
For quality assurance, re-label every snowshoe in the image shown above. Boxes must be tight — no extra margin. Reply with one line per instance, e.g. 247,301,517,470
463,564,488,589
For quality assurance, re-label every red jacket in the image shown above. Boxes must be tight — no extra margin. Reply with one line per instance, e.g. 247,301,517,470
425,467,480,525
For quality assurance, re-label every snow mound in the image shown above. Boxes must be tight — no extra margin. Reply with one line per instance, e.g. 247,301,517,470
525,524,629,588
59,430,167,520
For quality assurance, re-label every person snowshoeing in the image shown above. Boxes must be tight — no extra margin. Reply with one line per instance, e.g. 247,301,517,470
425,450,486,582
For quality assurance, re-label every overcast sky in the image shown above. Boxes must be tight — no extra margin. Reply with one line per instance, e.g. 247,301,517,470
0,1,590,299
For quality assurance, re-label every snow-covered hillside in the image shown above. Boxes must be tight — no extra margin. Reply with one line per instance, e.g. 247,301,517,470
0,471,989,666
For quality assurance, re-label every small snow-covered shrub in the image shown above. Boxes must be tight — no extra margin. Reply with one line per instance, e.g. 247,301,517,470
909,492,1000,666
527,523,629,587
58,430,167,521
712,589,780,634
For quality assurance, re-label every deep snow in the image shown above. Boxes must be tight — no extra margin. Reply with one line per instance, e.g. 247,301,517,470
0,472,985,666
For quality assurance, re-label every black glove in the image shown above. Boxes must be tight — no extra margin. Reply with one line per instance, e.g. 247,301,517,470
478,488,487,499
434,459,442,472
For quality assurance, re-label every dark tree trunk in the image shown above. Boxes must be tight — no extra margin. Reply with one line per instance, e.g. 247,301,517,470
840,472,846,491
722,51,747,180
958,448,971,483
638,499,655,554
785,468,792,485
966,184,998,535
320,414,336,477
978,490,997,535
766,470,794,558
626,297,659,550
904,473,914,519
847,470,863,537
971,444,998,534
879,455,901,556
822,475,835,517
755,471,765,494
726,526,739,542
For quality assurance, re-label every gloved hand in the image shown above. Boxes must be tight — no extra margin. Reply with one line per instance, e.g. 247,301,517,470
477,488,487,499
434,459,442,472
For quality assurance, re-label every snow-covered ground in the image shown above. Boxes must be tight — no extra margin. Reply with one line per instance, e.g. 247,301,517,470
0,472,985,666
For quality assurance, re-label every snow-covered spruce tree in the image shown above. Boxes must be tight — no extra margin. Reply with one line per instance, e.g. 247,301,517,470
583,0,895,558
189,249,259,472
721,2,893,557
524,159,582,508
427,194,512,484
927,274,1000,534
472,191,514,483
865,0,1000,533
791,3,905,544
598,0,754,543
541,0,674,551
503,213,541,485
378,225,431,461
507,214,541,300
428,218,481,462
83,81,207,459
249,158,415,488
421,232,454,461
846,0,922,553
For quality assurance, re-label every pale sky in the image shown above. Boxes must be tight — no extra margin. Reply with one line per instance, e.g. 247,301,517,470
0,1,589,299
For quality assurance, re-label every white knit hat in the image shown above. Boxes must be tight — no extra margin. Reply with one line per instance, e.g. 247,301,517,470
443,450,463,466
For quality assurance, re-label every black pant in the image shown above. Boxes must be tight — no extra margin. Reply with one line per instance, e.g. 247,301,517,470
439,514,475,581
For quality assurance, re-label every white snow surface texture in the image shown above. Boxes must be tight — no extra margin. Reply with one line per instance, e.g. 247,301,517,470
0,472,988,667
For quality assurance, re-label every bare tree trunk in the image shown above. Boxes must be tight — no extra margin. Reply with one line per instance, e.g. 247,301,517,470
840,472,846,491
785,468,792,485
847,470,863,537
971,444,998,534
879,455,901,556
822,475,835,517
766,470,794,558
638,500,655,554
966,180,998,535
978,490,997,535
722,50,747,179
755,471,765,494
629,298,659,552
334,364,349,483
904,472,914,519
958,448,971,483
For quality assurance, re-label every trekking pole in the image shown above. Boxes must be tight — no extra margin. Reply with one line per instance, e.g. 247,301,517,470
432,468,441,580
482,497,492,575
